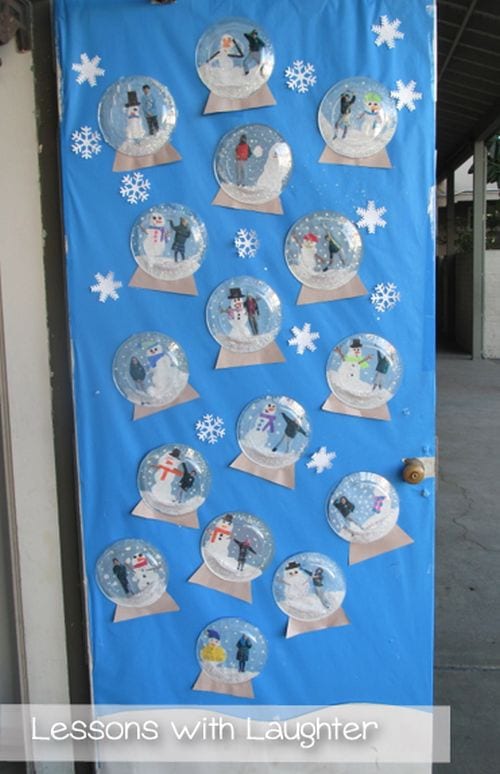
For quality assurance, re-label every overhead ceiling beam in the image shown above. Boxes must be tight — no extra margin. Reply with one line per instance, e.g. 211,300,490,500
438,0,479,82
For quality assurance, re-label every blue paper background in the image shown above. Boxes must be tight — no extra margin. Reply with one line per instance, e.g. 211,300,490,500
56,0,436,707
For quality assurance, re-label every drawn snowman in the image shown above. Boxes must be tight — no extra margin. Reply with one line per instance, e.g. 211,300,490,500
124,90,146,142
205,514,234,563
244,402,277,451
142,212,168,259
223,287,251,340
150,448,182,504
130,552,160,592
207,34,243,82
282,560,311,604
254,142,291,196
293,231,321,273
145,342,175,399
333,338,373,396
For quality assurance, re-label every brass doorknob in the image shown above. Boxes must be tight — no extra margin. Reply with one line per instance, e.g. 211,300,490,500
402,458,425,484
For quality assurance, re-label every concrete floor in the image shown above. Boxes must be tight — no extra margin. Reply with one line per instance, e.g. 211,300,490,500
434,353,500,773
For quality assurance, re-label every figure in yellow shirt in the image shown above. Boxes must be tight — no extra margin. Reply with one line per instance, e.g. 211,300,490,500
200,629,227,663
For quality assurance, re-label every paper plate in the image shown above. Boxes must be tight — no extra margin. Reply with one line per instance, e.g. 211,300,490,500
206,275,281,352
326,333,403,410
112,332,189,407
285,210,363,290
237,395,310,469
130,204,207,281
196,17,274,99
327,472,400,544
137,444,210,517
96,538,167,608
273,552,346,622
196,617,268,684
318,76,397,159
201,512,274,582
214,124,292,204
98,75,177,157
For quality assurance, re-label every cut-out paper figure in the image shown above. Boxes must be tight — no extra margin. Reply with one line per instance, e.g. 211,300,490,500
141,84,159,135
207,34,244,76
244,294,260,335
131,552,161,591
303,566,330,609
359,92,383,136
129,356,146,390
169,217,191,261
324,230,344,268
112,558,131,595
177,464,196,502
222,287,251,339
206,514,234,561
243,29,266,75
145,342,177,400
373,349,391,390
233,538,257,571
200,629,227,663
333,92,356,139
334,338,373,395
150,447,182,502
235,134,252,186
333,495,355,519
124,91,145,141
236,634,252,672
282,560,311,603
372,494,386,513
142,211,168,258
271,412,307,453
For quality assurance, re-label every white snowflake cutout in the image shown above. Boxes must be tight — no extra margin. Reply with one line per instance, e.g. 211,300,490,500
71,126,102,159
90,271,122,303
234,228,259,258
370,282,401,313
306,447,336,475
356,200,387,234
285,60,317,93
195,414,226,445
391,80,423,111
71,53,105,87
371,16,404,49
119,172,151,204
288,323,320,355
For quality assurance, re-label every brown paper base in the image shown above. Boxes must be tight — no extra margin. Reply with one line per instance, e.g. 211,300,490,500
297,276,367,305
230,453,295,489
129,268,198,296
133,383,199,420
113,591,179,623
212,188,283,215
319,145,392,169
349,525,414,565
204,84,276,114
132,499,199,529
192,672,254,698
113,143,181,172
189,564,252,602
286,607,350,638
322,393,391,421
216,342,285,369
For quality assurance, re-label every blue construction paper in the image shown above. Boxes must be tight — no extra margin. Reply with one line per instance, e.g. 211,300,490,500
55,0,436,707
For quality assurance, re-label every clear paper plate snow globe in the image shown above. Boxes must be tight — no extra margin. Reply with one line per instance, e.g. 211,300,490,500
196,617,268,684
201,512,274,582
130,203,207,282
285,210,363,290
206,275,282,353
112,332,189,407
196,17,274,99
96,538,168,608
273,552,346,622
214,124,292,205
326,333,403,410
318,76,397,158
327,472,400,544
237,395,311,469
98,75,177,157
137,444,211,517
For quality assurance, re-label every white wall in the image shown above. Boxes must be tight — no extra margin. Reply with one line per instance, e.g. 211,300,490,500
484,250,500,358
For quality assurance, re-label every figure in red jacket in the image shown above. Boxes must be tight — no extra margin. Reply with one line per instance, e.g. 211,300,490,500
235,134,252,186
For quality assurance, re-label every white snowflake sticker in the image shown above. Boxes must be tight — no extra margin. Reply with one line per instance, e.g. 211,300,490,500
391,80,423,111
90,271,122,303
288,323,320,355
356,200,387,234
119,172,151,205
71,126,102,159
71,53,105,87
371,16,404,49
234,228,259,258
285,60,317,93
195,414,226,445
370,282,401,313
306,447,336,474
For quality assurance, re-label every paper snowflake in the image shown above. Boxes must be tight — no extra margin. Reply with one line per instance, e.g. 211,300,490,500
371,16,404,49
195,414,226,445
71,126,102,159
71,53,105,87
234,228,259,258
288,323,320,355
356,200,387,234
391,80,423,111
285,60,317,93
119,172,151,204
306,447,337,475
90,271,122,303
370,283,401,313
